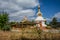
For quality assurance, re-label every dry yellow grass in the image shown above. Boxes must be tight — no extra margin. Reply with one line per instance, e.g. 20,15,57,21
0,28,60,40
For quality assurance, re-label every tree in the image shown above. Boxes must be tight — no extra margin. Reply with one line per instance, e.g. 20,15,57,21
49,17,57,28
32,20,34,23
0,12,10,30
50,17,57,25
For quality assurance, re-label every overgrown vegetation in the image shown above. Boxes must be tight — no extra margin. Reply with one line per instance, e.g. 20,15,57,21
0,12,11,31
49,17,60,28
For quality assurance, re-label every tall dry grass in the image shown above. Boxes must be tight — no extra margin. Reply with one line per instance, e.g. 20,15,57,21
0,28,60,40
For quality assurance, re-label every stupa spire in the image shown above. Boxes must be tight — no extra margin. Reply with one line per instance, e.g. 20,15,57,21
37,4,42,16
38,4,40,12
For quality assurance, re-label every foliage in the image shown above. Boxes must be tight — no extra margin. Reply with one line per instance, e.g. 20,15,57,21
46,26,51,29
0,12,11,31
50,17,60,28
37,29,42,34
10,22,16,26
31,20,34,23
45,21,47,25
2,25,11,31
50,17,57,25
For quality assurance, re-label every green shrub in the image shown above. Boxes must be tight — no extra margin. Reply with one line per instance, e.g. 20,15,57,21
0,26,1,30
2,25,11,31
46,26,51,29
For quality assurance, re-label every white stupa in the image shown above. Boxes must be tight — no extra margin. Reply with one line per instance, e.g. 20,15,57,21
35,5,47,27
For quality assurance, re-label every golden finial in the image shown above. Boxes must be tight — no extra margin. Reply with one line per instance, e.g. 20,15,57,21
37,4,42,16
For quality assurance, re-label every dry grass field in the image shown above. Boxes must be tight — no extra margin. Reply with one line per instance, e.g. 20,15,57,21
0,28,60,40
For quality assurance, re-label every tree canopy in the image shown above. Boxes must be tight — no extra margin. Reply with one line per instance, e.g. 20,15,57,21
50,17,57,25
49,17,58,28
0,12,10,31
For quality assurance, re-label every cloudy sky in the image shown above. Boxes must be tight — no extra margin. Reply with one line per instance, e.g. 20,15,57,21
0,0,60,22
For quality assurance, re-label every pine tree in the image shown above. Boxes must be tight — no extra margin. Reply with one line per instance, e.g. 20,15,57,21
49,17,57,28
50,17,57,25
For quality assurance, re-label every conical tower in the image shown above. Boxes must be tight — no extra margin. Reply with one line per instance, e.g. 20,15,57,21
21,16,28,23
37,4,42,16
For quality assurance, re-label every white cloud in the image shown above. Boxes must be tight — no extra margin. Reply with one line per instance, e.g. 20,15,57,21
0,0,22,13
30,17,36,20
0,0,38,22
0,0,38,9
46,18,52,21
15,0,38,8
9,9,35,17
45,12,60,22
54,12,60,19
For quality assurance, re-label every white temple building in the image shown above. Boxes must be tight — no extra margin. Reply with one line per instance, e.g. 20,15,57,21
35,5,47,29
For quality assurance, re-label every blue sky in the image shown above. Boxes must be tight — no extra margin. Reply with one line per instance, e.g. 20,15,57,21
39,0,60,18
35,0,60,22
0,0,60,22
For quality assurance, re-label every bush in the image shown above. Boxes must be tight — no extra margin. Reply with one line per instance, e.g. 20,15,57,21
46,26,51,29
2,25,11,31
51,24,60,28
0,26,1,30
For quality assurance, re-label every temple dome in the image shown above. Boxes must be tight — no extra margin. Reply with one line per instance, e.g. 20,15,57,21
35,4,45,21
35,4,47,27
37,12,42,16
35,16,45,21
